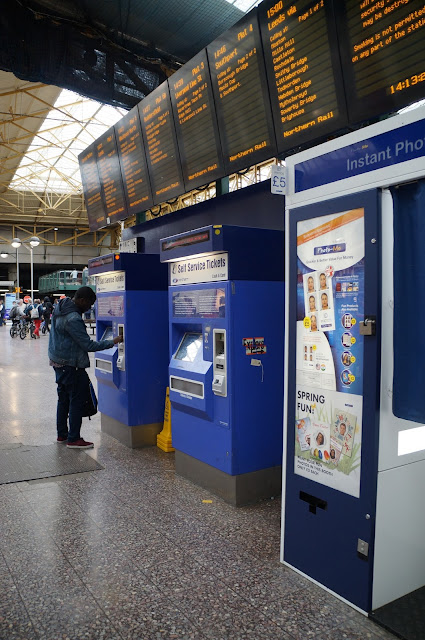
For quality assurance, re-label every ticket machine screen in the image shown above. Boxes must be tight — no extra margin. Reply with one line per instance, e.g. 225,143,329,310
101,327,114,341
175,332,202,363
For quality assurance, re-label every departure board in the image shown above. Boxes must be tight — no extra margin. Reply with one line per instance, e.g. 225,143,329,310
78,143,107,231
95,128,127,223
169,50,225,192
259,0,348,154
138,81,184,205
335,0,425,123
115,106,153,214
207,11,277,175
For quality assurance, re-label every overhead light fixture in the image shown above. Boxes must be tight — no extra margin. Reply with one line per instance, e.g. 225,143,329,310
53,227,59,231
29,236,40,248
0,252,8,258
11,238,21,248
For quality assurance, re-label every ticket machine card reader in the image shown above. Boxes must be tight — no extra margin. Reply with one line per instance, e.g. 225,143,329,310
116,324,125,371
212,329,227,397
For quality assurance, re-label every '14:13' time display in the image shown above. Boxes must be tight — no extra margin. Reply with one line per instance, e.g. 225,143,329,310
389,72,425,94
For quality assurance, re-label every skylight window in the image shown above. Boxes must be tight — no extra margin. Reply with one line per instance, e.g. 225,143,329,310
225,0,261,12
10,89,126,194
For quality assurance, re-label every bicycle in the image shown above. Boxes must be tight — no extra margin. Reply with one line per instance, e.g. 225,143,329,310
19,319,36,340
9,319,20,338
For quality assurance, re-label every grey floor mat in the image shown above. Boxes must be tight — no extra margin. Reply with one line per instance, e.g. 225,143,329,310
0,443,103,484
370,586,425,640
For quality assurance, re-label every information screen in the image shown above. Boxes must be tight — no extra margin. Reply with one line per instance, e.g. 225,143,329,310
78,143,107,231
207,11,277,175
175,332,203,362
101,327,114,341
259,0,348,153
161,229,210,252
138,81,184,205
335,0,425,123
170,50,225,191
95,128,127,223
115,106,153,214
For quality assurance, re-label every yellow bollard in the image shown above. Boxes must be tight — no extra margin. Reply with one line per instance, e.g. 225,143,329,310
157,387,175,452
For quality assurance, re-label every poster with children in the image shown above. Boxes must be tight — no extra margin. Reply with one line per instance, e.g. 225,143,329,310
295,208,365,498
332,410,356,458
296,417,312,451
294,385,362,497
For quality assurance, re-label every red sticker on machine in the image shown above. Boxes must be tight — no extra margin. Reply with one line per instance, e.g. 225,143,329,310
252,337,267,354
243,337,254,355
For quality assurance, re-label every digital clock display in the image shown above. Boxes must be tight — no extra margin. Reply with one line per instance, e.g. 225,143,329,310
335,0,425,123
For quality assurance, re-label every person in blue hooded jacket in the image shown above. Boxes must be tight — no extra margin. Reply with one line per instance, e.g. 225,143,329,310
48,286,123,449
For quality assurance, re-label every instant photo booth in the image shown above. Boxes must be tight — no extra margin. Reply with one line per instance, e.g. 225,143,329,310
282,105,425,618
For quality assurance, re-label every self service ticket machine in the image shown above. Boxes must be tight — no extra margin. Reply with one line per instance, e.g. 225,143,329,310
282,105,425,622
160,225,285,505
88,252,168,447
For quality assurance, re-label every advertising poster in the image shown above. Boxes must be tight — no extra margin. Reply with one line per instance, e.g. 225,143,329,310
4,292,16,319
295,208,364,498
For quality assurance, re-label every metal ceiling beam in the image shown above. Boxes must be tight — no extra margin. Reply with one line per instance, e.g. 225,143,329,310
0,222,118,248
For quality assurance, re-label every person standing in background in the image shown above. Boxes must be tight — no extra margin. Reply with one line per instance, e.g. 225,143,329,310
43,296,53,333
16,299,27,324
0,299,4,326
31,299,44,338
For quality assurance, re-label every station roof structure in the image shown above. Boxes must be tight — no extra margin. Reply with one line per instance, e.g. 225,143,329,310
0,0,260,227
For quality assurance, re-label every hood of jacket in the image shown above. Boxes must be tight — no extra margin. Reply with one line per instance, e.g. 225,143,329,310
54,297,80,317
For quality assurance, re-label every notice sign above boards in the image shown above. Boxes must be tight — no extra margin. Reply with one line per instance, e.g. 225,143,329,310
139,82,184,205
95,128,127,224
170,252,228,286
207,11,277,175
96,271,125,293
78,143,107,231
170,49,225,192
115,106,153,214
259,0,347,154
335,0,425,123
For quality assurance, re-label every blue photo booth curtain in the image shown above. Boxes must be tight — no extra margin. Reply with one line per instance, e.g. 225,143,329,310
391,179,425,424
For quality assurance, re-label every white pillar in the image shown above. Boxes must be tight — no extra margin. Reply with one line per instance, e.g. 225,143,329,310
30,247,34,301
16,248,19,300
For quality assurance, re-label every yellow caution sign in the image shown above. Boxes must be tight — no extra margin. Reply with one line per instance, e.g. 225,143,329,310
157,387,175,453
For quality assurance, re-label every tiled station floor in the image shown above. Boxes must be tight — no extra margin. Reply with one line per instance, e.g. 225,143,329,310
0,322,398,640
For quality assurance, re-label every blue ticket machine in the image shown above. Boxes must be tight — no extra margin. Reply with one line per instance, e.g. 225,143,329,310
88,252,168,447
160,225,285,505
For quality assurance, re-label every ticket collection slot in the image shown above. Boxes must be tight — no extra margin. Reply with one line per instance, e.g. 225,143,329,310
117,324,125,370
212,328,227,397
